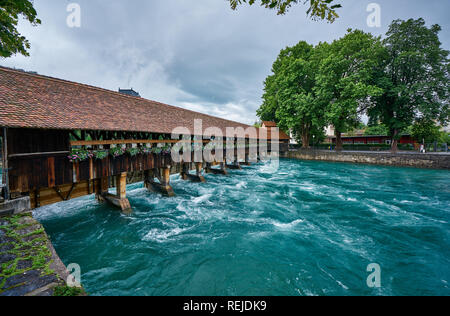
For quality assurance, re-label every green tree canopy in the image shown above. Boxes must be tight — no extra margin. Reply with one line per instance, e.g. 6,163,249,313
315,29,385,150
228,0,342,22
364,124,389,136
0,0,41,58
410,118,441,144
257,41,328,148
368,18,449,152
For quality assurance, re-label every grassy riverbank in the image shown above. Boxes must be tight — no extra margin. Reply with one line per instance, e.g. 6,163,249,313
0,212,85,296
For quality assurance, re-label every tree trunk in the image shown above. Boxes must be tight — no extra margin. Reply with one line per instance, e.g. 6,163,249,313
301,124,310,149
301,133,310,149
335,130,343,152
391,129,399,153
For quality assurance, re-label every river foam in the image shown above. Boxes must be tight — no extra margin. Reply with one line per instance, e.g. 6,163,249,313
34,159,450,296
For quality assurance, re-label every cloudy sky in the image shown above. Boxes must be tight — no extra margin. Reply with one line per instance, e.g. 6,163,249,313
1,0,449,125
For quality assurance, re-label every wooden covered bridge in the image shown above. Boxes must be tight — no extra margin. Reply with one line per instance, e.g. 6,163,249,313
0,67,289,214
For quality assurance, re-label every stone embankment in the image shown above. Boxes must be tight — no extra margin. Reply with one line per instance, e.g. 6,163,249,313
0,213,85,296
283,150,450,170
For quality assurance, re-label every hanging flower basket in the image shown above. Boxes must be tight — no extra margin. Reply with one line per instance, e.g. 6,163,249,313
126,148,140,157
93,150,109,160
151,147,162,155
68,148,93,163
140,147,152,155
162,144,171,155
110,147,125,158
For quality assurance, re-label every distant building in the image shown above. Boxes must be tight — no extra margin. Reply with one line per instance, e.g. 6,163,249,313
325,125,335,143
261,122,296,144
118,88,140,97
259,122,291,149
289,130,298,145
330,135,415,145
261,121,278,128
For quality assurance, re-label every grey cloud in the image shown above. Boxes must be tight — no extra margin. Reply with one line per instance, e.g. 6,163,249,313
1,0,449,125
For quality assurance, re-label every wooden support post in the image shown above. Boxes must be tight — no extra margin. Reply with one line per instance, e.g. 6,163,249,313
205,162,227,175
102,193,132,214
180,163,189,181
116,172,127,200
226,161,242,170
241,154,251,166
162,167,171,186
181,163,206,183
88,158,94,194
1,127,9,201
195,162,203,177
144,167,175,197
98,173,132,214
35,189,40,208
96,177,109,202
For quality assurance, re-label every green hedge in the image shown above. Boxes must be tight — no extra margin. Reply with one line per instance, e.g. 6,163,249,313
293,143,416,151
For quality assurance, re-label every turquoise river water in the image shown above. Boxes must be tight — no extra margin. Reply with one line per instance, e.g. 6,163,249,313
34,159,450,296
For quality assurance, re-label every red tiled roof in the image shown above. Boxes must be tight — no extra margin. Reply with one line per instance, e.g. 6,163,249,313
262,121,278,128
0,67,289,140
260,121,290,140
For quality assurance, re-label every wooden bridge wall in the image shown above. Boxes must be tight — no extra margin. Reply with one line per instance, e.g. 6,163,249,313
5,128,287,209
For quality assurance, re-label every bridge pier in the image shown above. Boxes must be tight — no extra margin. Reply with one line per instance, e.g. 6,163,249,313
206,162,228,175
241,154,252,166
96,173,132,214
181,162,206,183
226,161,242,170
144,167,175,197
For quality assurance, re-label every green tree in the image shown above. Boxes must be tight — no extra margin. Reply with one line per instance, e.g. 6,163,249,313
368,19,449,152
364,124,389,136
0,0,41,58
316,29,385,151
411,118,441,144
228,0,342,22
440,131,450,145
257,41,327,148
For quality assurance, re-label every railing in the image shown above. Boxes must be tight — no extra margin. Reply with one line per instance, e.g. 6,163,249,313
70,139,283,146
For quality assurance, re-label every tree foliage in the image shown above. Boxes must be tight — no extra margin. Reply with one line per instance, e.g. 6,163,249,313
257,41,328,148
410,118,441,144
364,124,389,136
368,18,449,151
259,18,448,153
0,0,41,58
228,0,342,22
315,29,385,150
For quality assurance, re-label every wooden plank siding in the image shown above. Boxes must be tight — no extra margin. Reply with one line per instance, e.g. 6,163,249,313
5,127,284,209
9,153,176,194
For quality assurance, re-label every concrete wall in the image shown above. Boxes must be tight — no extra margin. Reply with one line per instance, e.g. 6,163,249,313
282,150,450,170
0,196,31,215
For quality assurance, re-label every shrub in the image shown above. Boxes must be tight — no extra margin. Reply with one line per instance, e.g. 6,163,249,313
53,285,84,297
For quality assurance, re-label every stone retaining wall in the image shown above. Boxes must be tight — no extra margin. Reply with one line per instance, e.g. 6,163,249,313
282,150,450,170
0,213,85,296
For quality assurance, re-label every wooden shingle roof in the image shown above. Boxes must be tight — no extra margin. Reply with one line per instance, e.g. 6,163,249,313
0,67,289,140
